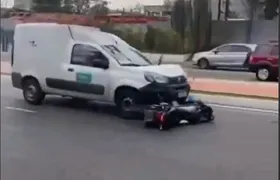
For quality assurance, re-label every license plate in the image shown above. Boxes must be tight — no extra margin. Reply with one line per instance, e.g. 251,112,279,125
178,91,187,98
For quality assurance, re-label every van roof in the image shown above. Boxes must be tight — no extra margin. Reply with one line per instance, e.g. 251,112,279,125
15,23,118,46
16,22,100,30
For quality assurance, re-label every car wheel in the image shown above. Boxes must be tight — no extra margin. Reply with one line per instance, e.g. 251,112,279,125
256,67,271,81
198,58,210,69
115,89,139,119
22,78,45,105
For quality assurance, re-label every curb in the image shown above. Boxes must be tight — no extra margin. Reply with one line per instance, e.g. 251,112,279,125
191,90,278,101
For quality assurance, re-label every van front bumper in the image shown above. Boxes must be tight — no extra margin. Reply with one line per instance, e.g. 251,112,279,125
138,82,191,104
11,72,23,89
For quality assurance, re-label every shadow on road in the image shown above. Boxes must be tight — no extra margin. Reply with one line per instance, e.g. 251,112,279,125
40,97,215,131
44,97,119,115
188,64,249,72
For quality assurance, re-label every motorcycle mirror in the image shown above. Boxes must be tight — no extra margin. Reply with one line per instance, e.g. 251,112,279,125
158,54,163,65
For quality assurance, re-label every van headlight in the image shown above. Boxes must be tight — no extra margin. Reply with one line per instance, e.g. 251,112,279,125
144,72,168,84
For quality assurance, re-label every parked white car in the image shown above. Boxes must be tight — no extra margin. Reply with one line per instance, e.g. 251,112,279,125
11,23,190,119
192,43,257,69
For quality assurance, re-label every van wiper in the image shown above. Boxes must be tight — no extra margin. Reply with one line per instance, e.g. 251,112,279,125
121,63,141,66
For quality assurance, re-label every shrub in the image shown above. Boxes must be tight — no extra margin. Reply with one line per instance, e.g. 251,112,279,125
99,24,190,54
154,29,184,54
144,26,156,51
121,28,145,50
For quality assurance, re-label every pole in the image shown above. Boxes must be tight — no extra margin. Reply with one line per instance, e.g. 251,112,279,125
225,0,229,20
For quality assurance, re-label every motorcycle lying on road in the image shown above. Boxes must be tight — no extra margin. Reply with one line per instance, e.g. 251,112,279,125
127,56,214,130
143,95,215,130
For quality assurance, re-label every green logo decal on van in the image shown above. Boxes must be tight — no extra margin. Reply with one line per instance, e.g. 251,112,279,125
76,72,92,84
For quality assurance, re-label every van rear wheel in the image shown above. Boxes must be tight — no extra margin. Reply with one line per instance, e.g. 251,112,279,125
22,78,45,105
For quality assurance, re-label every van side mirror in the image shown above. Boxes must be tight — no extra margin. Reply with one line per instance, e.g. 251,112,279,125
92,59,109,69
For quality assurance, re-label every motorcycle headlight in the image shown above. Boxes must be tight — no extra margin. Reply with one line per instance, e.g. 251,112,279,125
144,72,168,84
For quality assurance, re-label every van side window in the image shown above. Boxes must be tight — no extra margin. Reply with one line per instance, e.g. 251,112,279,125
71,44,108,67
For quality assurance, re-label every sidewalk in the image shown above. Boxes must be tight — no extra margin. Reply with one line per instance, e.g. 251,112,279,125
1,61,278,100
1,61,11,75
188,78,278,100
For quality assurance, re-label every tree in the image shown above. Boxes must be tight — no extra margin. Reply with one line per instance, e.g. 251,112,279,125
187,0,212,61
144,25,156,51
1,0,9,7
88,1,109,16
241,0,259,42
217,0,222,20
62,0,109,15
72,0,91,14
133,2,143,13
164,0,173,10
264,0,279,20
224,0,230,20
170,0,188,53
218,0,239,20
61,0,75,13
32,0,62,12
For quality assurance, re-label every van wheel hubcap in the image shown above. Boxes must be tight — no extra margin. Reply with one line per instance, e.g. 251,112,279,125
25,85,37,101
258,69,269,80
122,97,133,111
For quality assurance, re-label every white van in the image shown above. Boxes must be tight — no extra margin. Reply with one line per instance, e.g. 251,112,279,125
11,23,190,118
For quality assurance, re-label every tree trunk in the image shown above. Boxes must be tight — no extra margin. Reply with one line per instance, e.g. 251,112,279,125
217,0,222,20
225,0,230,20
246,0,255,43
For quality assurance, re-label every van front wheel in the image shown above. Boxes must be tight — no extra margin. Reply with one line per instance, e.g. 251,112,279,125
115,88,139,119
22,78,45,105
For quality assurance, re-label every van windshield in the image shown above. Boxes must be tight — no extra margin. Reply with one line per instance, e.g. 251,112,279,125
102,45,152,66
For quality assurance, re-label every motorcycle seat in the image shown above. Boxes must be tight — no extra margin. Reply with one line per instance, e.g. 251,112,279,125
176,106,197,112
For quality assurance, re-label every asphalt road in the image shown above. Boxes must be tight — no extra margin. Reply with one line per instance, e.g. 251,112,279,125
179,61,256,81
1,75,278,180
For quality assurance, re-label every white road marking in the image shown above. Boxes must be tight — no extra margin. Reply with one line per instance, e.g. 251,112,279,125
208,103,278,115
6,107,37,113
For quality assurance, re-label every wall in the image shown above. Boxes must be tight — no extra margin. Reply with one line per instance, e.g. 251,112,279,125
250,18,279,43
13,0,32,11
1,18,15,54
211,18,278,46
211,0,266,20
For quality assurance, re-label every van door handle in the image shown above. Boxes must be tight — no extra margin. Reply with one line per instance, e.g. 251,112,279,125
67,68,74,72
